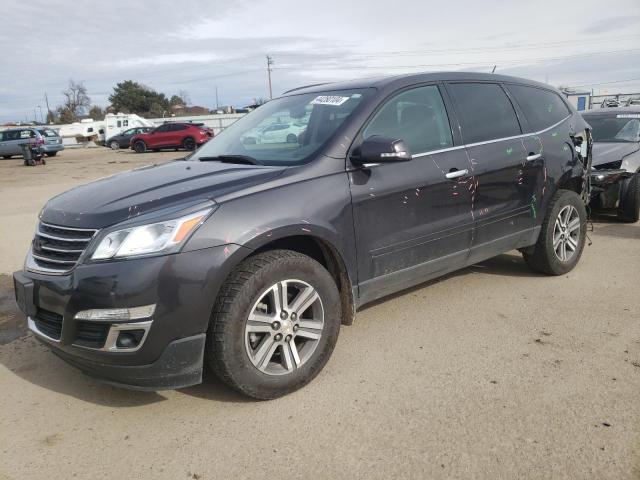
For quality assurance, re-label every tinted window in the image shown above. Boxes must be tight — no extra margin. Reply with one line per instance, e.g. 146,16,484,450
363,85,453,153
508,85,570,131
585,115,640,143
19,129,35,139
170,124,187,131
449,83,521,144
38,129,58,137
122,128,135,135
4,130,20,141
155,124,171,132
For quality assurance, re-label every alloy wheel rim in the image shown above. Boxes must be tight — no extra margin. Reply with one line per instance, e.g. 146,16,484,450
244,279,324,376
553,205,581,262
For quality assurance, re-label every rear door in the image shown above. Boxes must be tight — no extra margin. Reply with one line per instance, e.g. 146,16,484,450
447,82,539,261
349,84,474,302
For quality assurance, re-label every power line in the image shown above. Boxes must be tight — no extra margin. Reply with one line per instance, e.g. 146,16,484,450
569,76,640,88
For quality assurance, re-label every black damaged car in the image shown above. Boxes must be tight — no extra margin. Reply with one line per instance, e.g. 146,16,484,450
582,108,640,222
14,72,592,399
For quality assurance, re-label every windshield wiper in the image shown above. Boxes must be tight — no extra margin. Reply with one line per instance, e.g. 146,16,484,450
198,155,263,165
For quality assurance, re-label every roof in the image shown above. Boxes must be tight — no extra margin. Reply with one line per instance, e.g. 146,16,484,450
281,71,556,96
581,107,640,116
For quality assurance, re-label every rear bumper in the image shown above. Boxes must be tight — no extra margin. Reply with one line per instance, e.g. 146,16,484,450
42,144,64,153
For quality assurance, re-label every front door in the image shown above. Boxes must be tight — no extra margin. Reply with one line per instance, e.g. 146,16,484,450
348,84,473,303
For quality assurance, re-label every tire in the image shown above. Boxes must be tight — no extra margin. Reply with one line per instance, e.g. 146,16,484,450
617,173,640,223
2,155,11,159
133,140,147,153
206,249,341,399
522,189,587,275
45,152,57,157
110,141,120,150
286,133,297,143
182,137,196,151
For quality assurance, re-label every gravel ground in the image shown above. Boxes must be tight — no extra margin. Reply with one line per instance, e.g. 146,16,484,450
0,148,638,480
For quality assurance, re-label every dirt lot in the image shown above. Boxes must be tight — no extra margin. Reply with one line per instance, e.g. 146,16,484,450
0,148,639,480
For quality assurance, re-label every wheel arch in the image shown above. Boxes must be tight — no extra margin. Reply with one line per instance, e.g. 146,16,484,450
236,231,356,326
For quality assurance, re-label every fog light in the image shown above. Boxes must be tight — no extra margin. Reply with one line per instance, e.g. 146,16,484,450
116,329,145,349
74,304,156,321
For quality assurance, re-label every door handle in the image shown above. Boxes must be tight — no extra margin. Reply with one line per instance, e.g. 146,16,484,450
526,153,542,162
445,169,468,179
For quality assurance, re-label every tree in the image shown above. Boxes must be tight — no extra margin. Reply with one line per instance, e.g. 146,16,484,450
109,80,170,117
169,95,185,107
60,79,90,121
57,107,76,124
178,89,191,106
88,105,105,120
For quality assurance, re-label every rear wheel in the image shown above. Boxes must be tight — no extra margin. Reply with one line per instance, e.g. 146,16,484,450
617,173,640,223
109,141,120,150
45,152,57,157
182,137,196,151
133,140,147,153
206,250,341,399
523,189,587,275
2,155,11,159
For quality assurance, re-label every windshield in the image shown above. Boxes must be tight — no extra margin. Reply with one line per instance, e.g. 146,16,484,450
191,89,371,165
587,114,640,143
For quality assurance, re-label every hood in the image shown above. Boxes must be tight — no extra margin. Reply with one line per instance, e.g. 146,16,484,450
591,142,639,167
41,160,285,228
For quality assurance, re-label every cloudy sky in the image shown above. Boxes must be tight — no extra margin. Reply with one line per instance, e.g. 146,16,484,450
1,0,639,122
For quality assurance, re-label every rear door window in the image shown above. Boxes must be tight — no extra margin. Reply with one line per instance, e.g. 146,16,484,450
448,83,521,144
507,84,570,131
362,85,453,154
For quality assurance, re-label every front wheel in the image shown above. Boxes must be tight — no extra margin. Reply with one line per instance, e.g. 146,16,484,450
206,250,341,399
133,140,147,153
110,141,120,150
617,173,640,223
522,189,587,275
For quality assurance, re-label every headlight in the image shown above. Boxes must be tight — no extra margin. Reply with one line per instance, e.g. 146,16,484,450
91,208,212,260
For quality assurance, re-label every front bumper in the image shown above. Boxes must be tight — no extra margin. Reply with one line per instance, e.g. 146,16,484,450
13,244,244,390
589,169,633,209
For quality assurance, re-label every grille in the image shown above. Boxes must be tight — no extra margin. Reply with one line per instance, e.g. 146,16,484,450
31,222,97,273
33,308,63,340
593,160,623,170
74,321,110,349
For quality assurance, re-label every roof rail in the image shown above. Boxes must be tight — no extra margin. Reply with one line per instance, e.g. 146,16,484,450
283,83,330,94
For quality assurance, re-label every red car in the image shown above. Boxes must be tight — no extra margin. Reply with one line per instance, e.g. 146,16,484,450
130,122,213,153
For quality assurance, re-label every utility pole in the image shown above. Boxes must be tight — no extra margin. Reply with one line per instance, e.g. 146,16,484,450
491,65,496,74
215,85,219,110
266,55,274,100
44,92,52,123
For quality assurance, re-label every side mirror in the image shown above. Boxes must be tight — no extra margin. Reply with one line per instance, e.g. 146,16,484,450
352,136,412,166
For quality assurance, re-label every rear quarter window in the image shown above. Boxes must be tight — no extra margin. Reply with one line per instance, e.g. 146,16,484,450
448,83,521,144
507,84,570,131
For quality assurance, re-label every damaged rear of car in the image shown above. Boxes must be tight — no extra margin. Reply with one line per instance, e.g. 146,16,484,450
583,108,640,222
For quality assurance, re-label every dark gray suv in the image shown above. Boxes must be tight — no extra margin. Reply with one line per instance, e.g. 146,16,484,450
13,72,592,399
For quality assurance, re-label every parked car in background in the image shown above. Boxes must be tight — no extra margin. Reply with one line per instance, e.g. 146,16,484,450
601,98,622,108
37,128,65,157
583,108,640,222
13,72,592,399
106,127,153,150
130,122,213,153
0,128,47,159
626,98,640,107
241,121,306,145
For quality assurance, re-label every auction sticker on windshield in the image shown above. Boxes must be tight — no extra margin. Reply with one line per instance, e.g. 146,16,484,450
310,96,350,106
